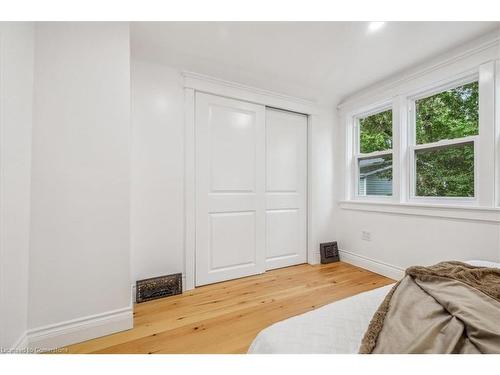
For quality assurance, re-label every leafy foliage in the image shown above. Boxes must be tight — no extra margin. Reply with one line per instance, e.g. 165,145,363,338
358,110,393,195
415,82,477,197
415,81,478,144
416,143,474,197
359,109,392,153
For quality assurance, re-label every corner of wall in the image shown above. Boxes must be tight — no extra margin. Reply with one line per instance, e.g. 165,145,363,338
0,21,34,352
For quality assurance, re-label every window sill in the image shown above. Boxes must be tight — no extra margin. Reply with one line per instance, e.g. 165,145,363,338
339,200,500,223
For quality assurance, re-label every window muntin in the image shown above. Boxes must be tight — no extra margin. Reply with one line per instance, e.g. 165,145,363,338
411,80,479,199
415,81,479,144
355,108,393,198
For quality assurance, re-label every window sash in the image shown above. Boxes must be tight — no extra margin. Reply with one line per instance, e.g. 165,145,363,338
353,106,394,199
354,107,393,156
355,149,393,160
354,150,394,199
410,74,478,105
407,77,480,204
409,139,477,201
411,136,477,152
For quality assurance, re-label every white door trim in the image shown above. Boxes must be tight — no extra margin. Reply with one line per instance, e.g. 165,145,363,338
183,73,320,291
183,87,196,291
183,71,318,115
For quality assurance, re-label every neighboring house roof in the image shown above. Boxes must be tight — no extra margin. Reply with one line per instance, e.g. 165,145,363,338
359,165,392,178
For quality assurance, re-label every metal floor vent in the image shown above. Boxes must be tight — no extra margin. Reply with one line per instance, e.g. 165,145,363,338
136,273,182,303
320,242,339,264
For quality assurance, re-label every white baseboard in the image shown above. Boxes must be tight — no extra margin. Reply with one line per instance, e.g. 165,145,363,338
10,332,29,352
25,306,133,351
339,249,405,280
21,285,135,351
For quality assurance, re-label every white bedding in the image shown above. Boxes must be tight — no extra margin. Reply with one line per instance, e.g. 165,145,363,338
248,260,500,354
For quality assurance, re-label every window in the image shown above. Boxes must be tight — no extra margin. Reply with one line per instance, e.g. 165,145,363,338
411,81,478,199
355,109,393,197
346,61,496,209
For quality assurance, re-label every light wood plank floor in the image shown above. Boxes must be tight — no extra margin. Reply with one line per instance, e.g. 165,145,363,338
64,262,393,354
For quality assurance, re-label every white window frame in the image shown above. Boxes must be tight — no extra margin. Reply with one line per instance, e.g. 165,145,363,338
407,73,479,205
351,103,395,202
345,61,496,208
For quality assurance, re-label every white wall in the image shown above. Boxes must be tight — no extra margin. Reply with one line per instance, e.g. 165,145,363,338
335,207,499,268
309,108,336,261
0,22,34,349
0,28,334,348
28,23,132,334
130,60,337,286
131,60,185,282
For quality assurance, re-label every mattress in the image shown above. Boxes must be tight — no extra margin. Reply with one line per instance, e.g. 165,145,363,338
248,260,500,354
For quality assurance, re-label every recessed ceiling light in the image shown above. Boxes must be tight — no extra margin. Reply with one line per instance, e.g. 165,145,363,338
368,21,386,33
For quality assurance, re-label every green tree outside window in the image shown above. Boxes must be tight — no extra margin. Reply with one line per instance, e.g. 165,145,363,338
415,81,477,197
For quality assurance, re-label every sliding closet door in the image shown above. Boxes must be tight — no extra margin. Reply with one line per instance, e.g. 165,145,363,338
265,109,307,270
195,93,266,286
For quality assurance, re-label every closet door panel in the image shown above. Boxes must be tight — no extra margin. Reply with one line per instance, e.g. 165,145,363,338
265,109,307,270
195,93,266,286
209,105,256,192
209,212,256,270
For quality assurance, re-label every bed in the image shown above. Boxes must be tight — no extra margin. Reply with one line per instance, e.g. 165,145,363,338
248,260,500,354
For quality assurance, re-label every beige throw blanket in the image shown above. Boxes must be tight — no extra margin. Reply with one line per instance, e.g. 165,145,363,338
359,261,500,354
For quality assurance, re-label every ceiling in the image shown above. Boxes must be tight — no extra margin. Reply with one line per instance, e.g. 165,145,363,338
130,22,499,106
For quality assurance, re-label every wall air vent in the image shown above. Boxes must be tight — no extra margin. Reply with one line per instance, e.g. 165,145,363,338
320,242,339,264
136,273,182,303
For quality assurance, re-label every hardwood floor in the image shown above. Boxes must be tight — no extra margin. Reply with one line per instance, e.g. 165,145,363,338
64,262,393,354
